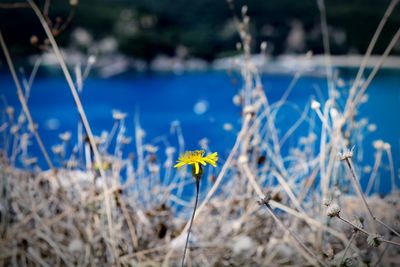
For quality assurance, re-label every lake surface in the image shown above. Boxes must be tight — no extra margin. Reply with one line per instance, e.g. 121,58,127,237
0,69,399,193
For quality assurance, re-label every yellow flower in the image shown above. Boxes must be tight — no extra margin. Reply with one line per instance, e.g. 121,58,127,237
94,161,111,171
174,150,218,175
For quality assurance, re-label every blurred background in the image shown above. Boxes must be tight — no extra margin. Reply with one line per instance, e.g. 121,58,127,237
1,0,400,61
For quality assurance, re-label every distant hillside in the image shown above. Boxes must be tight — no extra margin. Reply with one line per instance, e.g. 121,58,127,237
0,0,399,60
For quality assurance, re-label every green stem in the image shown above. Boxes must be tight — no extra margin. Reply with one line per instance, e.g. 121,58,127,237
181,179,200,267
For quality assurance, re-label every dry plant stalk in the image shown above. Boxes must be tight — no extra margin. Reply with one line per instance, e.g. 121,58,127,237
0,1,399,267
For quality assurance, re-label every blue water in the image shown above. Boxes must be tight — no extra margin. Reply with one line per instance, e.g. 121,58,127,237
0,69,399,194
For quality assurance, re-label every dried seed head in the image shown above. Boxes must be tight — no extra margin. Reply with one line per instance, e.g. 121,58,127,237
232,94,242,106
367,124,376,132
223,123,233,131
308,133,317,142
373,140,384,150
243,105,256,116
322,244,334,260
367,234,381,247
326,203,341,217
342,257,355,266
199,138,209,149
359,118,368,127
96,131,108,144
88,55,96,65
322,197,332,207
238,155,248,164
258,191,272,206
299,137,308,145
144,144,158,153
338,147,354,161
59,131,71,142
311,99,320,110
120,136,132,145
52,144,64,155
6,106,14,116
363,165,371,173
10,125,19,135
112,110,127,120
23,157,37,166
67,159,78,168
336,78,345,88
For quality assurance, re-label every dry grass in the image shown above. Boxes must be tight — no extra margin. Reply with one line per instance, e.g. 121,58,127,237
0,0,399,266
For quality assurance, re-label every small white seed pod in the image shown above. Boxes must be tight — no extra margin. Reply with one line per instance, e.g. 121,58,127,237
88,55,96,65
367,234,381,247
343,257,355,267
322,197,332,207
59,131,72,142
372,140,384,150
243,105,256,116
326,203,341,217
311,100,320,110
112,110,127,121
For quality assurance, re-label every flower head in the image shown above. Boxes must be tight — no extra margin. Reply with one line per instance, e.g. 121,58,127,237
326,203,341,217
367,233,382,247
174,150,218,175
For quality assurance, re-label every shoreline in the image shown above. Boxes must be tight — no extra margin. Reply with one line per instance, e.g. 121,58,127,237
18,51,400,78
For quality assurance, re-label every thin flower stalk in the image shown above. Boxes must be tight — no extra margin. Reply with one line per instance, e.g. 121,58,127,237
337,215,400,247
342,155,377,233
260,196,328,267
174,150,218,266
340,233,356,266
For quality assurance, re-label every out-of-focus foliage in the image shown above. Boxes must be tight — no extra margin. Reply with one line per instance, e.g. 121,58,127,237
0,0,399,60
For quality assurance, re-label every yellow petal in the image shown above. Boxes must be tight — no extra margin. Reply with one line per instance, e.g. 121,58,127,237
203,157,217,167
208,152,218,158
194,162,199,174
206,152,218,159
174,162,186,168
